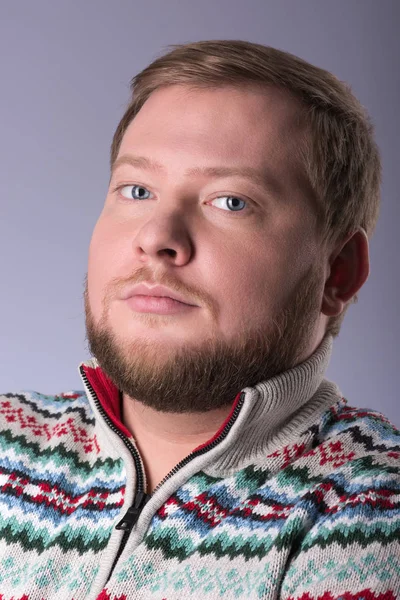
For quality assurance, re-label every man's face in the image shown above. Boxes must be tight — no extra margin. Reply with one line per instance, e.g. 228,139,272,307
86,84,326,412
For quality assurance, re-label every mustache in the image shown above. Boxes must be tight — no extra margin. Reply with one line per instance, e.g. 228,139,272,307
103,266,218,318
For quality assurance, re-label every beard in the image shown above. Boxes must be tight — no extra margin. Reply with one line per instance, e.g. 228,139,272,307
84,264,323,414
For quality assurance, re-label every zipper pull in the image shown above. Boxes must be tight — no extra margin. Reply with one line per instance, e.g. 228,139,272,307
115,491,150,531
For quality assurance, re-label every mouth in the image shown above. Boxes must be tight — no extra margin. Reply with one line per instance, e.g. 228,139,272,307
122,283,199,315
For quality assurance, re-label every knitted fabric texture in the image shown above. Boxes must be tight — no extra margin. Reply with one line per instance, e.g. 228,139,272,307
0,334,399,599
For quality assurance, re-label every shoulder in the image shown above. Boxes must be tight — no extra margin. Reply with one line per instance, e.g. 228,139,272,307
0,389,92,421
314,400,400,467
0,389,96,451
291,399,400,493
319,400,400,441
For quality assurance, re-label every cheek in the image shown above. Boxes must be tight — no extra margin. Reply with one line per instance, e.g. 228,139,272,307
207,237,285,332
209,225,313,335
222,266,275,331
87,217,130,319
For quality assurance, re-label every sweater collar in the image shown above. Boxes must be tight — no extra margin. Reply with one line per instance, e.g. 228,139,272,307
80,333,334,469
210,332,335,472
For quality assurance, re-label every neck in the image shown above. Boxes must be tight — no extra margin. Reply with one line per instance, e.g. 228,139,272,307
122,395,233,493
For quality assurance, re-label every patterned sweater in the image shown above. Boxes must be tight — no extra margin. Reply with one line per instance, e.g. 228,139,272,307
0,334,399,600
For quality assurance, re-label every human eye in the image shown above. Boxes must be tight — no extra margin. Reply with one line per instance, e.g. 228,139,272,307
210,195,248,212
119,184,153,200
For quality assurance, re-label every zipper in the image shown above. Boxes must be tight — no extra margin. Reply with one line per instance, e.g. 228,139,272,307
80,367,150,581
151,394,244,495
80,366,244,577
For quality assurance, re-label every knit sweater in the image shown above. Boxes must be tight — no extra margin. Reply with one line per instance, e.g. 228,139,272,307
0,334,399,600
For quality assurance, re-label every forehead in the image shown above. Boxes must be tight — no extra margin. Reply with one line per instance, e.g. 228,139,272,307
125,85,303,150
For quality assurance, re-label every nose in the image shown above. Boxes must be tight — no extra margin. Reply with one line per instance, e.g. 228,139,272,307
133,210,194,267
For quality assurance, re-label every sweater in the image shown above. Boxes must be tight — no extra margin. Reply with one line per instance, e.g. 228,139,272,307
0,334,399,600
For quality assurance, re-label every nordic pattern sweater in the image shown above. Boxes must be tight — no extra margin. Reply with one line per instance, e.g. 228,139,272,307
0,334,399,600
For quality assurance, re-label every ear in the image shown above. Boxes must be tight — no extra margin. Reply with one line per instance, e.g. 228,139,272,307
321,228,370,317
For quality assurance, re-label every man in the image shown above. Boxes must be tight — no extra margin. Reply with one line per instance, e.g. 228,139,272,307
0,41,399,600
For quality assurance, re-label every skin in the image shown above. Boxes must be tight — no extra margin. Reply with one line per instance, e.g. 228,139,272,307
87,84,369,491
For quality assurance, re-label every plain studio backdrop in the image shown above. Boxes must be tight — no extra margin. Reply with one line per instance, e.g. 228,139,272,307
1,0,399,425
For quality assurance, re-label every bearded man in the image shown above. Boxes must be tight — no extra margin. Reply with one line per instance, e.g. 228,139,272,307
1,41,399,600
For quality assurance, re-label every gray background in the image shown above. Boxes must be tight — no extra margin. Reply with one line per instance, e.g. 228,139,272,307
1,0,399,425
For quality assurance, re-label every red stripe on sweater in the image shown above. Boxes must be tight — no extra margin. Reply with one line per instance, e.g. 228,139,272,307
83,366,132,439
192,391,242,452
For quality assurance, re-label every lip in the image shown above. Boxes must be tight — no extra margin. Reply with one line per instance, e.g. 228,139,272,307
122,283,198,307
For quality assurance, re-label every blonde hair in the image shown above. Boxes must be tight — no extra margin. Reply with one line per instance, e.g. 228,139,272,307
110,41,382,338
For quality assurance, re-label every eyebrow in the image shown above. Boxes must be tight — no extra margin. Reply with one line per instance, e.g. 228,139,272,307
112,154,283,198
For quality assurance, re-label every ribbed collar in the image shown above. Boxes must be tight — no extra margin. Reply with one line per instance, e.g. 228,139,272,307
209,332,336,473
79,334,336,475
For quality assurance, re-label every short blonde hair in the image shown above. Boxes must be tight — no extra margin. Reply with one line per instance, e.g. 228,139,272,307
110,41,382,338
